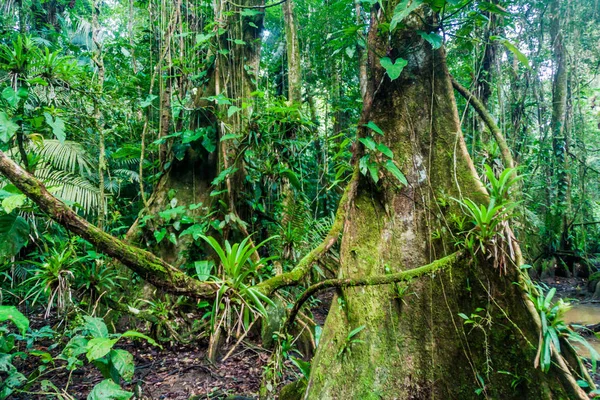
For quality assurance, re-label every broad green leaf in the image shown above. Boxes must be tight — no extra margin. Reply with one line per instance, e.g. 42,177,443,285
82,316,109,339
2,194,26,214
359,137,377,151
109,349,134,381
345,46,356,59
87,379,133,400
44,112,66,143
220,133,241,142
212,166,238,186
29,350,53,364
365,121,384,135
240,9,263,16
376,143,394,159
390,0,422,31
182,129,202,144
194,260,213,281
0,306,29,335
417,31,443,49
196,33,214,44
121,330,161,347
140,94,157,108
86,338,118,362
384,160,408,186
181,224,207,240
359,155,370,176
61,336,89,358
0,111,19,143
290,356,311,379
154,228,167,243
497,39,531,69
227,105,242,117
281,168,301,189
367,162,379,183
2,87,18,108
0,213,30,258
202,129,216,153
380,57,408,81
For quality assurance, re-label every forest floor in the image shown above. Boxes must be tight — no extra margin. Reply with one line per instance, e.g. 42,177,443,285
12,290,336,399
11,282,600,399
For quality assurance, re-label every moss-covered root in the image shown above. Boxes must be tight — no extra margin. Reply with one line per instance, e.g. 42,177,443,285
283,252,462,333
0,150,218,299
254,169,359,296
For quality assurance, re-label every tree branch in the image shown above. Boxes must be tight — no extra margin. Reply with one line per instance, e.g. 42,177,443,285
226,0,288,9
254,169,359,296
0,150,218,299
450,75,515,169
283,251,463,332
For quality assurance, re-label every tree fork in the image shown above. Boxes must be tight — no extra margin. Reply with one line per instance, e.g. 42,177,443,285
254,169,359,296
0,150,218,299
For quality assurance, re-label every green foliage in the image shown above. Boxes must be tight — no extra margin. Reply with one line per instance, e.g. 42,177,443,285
453,167,520,271
337,325,366,358
528,284,598,375
0,213,30,259
23,244,76,318
359,124,407,185
379,57,408,81
58,316,158,396
0,306,29,335
199,235,278,346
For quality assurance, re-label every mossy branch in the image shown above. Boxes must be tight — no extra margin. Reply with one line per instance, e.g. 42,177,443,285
283,251,463,332
0,150,218,299
450,76,515,170
254,169,359,296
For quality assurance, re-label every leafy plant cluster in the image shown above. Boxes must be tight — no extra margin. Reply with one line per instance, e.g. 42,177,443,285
0,306,156,399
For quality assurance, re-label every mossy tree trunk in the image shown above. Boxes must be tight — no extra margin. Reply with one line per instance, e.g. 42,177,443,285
548,0,570,255
127,0,264,266
304,4,576,399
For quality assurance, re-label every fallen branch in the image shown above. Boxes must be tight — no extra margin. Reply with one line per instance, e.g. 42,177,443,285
283,251,463,332
0,150,218,299
254,168,359,296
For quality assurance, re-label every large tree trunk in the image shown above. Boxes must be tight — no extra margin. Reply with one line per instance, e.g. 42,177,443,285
126,0,264,266
305,4,578,399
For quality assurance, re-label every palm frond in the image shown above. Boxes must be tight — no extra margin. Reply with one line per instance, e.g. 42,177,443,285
36,168,102,215
35,139,95,177
113,169,140,183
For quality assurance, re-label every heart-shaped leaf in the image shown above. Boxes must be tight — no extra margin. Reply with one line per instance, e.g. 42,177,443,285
380,57,408,81
0,111,19,143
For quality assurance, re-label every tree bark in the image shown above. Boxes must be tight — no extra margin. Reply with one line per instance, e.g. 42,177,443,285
126,0,265,266
304,4,578,398
549,0,570,253
283,0,302,104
